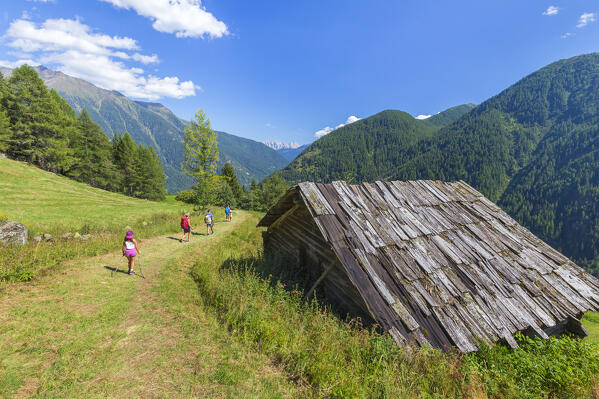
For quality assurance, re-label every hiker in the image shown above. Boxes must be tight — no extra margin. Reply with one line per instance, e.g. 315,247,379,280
204,209,214,235
180,212,191,242
225,204,231,222
122,230,140,275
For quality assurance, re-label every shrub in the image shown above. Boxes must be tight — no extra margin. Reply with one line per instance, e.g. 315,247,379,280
175,190,197,204
0,213,8,223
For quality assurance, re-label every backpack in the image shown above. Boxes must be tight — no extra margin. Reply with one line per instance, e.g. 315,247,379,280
204,214,212,224
181,216,189,229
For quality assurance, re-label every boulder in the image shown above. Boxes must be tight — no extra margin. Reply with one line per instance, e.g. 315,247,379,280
43,233,53,242
80,234,92,241
33,236,42,243
0,221,28,245
61,232,73,240
0,152,6,159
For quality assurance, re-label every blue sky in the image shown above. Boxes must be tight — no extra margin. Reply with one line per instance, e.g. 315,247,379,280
0,1,598,145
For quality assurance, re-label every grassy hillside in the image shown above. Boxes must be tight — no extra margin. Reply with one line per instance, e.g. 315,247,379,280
0,158,189,235
0,157,193,282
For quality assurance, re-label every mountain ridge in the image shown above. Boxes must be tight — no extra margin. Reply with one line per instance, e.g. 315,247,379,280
0,65,289,192
279,53,599,275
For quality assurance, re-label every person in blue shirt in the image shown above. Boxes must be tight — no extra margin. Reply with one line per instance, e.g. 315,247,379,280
225,204,231,222
204,209,214,235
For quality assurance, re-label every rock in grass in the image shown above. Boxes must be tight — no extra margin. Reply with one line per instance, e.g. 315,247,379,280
61,232,73,239
0,221,28,245
0,152,6,159
33,236,42,243
43,233,53,242
80,234,92,241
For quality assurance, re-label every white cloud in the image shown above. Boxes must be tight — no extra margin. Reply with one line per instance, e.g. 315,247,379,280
26,0,55,2
415,114,431,120
543,6,559,16
100,0,228,38
314,115,361,138
2,18,197,100
561,32,574,39
0,59,41,69
577,12,596,28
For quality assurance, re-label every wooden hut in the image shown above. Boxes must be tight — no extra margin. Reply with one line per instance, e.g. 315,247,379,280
258,180,599,352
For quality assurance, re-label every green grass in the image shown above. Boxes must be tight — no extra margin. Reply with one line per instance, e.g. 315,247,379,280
0,158,193,235
0,158,197,283
0,212,303,398
583,312,599,342
165,194,180,204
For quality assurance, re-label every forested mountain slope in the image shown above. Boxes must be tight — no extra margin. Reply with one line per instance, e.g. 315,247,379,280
0,66,288,191
278,104,475,183
280,53,599,275
277,144,309,162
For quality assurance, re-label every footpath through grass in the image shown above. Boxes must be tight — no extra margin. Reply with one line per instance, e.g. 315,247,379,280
0,211,303,398
0,158,196,283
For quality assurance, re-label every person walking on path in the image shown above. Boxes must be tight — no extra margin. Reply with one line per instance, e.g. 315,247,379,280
204,210,214,235
180,212,191,242
225,204,231,222
122,230,140,275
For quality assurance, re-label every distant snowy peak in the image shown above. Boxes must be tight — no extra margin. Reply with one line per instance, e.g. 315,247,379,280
263,140,302,150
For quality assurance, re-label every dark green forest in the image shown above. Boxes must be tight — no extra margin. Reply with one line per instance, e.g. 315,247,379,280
279,53,599,276
0,65,166,201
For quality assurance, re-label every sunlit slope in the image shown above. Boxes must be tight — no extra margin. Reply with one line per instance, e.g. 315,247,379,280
0,158,188,233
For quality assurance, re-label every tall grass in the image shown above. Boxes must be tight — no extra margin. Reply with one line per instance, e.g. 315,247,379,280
191,215,599,398
0,211,190,283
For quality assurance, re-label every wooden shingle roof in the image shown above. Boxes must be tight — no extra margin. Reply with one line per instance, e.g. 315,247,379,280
258,180,599,352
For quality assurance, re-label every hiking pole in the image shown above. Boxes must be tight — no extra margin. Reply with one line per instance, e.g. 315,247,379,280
137,254,145,279
112,258,120,277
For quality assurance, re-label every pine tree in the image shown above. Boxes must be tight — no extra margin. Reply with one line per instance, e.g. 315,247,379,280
113,132,140,196
259,174,289,211
248,178,259,211
137,145,167,200
220,162,243,203
68,110,117,189
181,109,219,208
3,65,75,171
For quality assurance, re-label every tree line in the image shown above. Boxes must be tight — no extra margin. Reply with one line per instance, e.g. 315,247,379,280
0,65,166,201
177,109,289,212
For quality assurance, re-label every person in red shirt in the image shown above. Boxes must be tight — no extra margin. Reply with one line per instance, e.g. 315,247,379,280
180,212,191,242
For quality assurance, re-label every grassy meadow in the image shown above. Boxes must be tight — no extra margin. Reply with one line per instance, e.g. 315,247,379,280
0,158,192,235
0,158,207,283
2,157,599,398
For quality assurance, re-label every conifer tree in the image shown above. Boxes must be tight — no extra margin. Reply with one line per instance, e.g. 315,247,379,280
113,132,140,196
3,65,74,171
220,162,243,202
248,178,259,210
68,110,116,189
137,145,167,200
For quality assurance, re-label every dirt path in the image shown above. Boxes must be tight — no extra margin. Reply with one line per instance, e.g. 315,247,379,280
0,213,300,398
